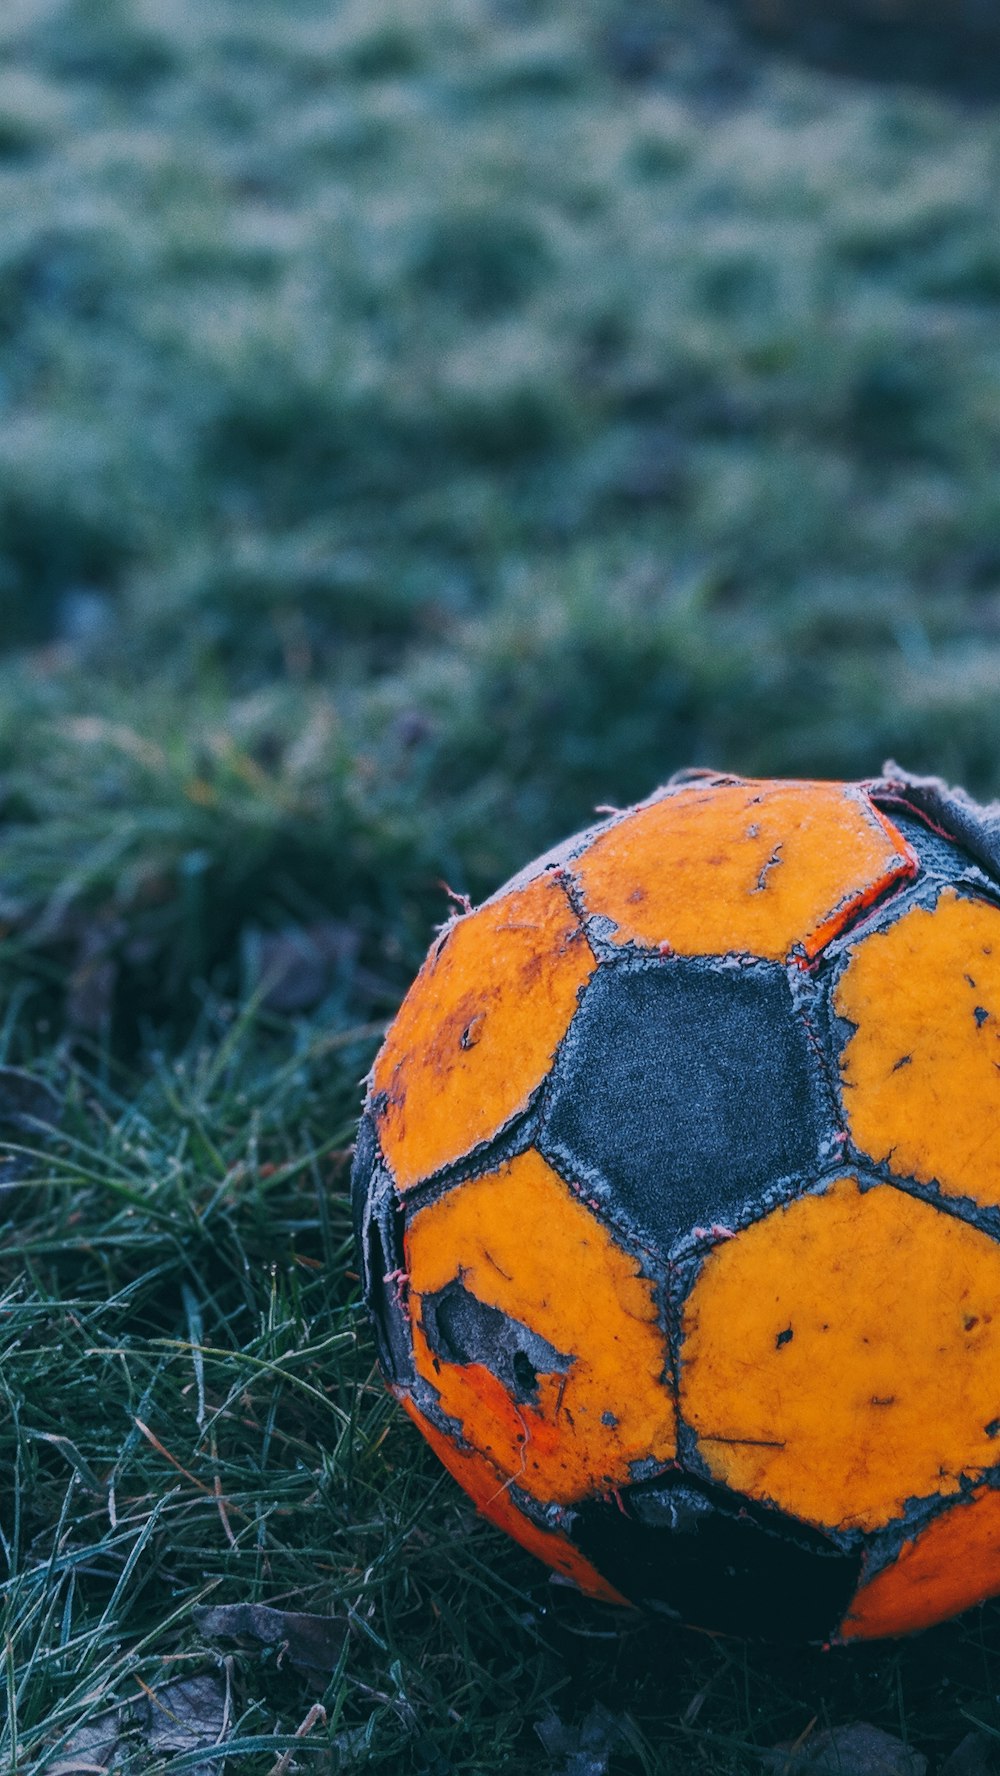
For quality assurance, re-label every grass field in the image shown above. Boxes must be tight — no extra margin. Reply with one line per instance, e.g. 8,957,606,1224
4,0,1000,1768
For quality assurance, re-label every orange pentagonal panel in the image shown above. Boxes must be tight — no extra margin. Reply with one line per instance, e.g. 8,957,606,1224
373,874,594,1190
571,779,915,961
401,1400,629,1604
681,1177,1000,1533
836,889,1000,1209
841,1486,1000,1640
405,1147,676,1506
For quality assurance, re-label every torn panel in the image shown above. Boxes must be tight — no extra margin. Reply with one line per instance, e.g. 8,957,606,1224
420,1277,572,1404
404,1147,676,1505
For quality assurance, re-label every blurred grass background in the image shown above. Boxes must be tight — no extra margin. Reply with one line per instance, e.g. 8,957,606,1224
3,0,1000,1769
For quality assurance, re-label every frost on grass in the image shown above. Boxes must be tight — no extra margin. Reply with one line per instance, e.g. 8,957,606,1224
4,0,1000,1769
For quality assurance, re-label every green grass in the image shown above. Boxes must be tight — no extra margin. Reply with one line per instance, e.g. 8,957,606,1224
5,0,1000,1767
8,1014,1000,1774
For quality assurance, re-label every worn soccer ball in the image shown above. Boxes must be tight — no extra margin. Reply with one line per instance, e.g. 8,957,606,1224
352,768,1000,1641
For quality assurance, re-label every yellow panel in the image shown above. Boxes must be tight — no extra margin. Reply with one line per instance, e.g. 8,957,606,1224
681,1177,1000,1532
571,779,915,962
401,1399,630,1605
373,874,594,1190
836,889,1000,1208
405,1148,676,1506
842,1486,1000,1640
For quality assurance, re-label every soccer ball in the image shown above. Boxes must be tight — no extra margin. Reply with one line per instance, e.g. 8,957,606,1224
352,768,1000,1641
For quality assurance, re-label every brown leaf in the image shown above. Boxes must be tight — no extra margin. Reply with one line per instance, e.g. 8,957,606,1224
135,1673,228,1748
50,1715,123,1772
51,1675,229,1775
194,1602,349,1678
132,1674,229,1776
763,1723,928,1776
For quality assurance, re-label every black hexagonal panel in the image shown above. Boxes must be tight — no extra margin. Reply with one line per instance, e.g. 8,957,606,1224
571,1471,861,1639
540,958,824,1251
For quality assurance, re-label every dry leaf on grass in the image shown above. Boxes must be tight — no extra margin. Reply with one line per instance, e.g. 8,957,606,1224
194,1602,349,1679
763,1723,928,1776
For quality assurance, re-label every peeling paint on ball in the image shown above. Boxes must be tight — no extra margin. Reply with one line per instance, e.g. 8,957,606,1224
353,767,1000,1641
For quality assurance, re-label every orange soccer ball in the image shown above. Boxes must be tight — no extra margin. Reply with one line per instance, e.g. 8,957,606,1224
352,768,1000,1641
